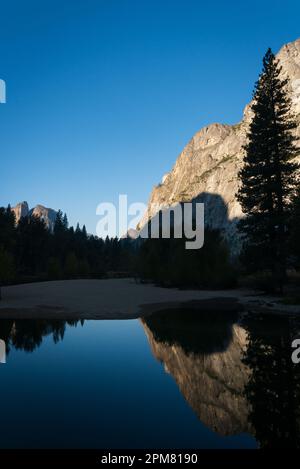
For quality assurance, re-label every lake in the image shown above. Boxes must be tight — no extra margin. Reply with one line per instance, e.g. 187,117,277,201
0,309,299,448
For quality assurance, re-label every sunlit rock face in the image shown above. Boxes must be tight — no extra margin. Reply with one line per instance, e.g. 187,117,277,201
11,201,29,221
139,38,300,253
277,39,300,115
142,314,252,437
11,201,57,231
29,205,57,231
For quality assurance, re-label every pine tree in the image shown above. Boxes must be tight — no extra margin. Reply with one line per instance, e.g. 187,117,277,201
290,186,300,266
64,252,79,278
75,223,81,235
54,209,65,234
0,248,15,300
81,225,88,240
62,213,69,230
237,48,299,291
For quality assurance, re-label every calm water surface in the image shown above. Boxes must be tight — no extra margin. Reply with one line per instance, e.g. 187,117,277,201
0,309,299,448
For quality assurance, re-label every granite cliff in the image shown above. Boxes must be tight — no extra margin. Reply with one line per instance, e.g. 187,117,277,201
138,38,300,251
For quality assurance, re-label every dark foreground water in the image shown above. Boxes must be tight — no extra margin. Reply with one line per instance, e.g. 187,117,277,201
0,309,300,448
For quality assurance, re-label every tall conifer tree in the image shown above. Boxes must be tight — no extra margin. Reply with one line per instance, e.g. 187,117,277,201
238,48,299,290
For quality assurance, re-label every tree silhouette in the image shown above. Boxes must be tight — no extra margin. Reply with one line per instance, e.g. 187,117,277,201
16,215,49,275
243,315,300,447
238,48,299,291
0,319,83,353
54,209,65,235
290,186,300,267
0,206,16,299
0,248,15,299
0,204,135,284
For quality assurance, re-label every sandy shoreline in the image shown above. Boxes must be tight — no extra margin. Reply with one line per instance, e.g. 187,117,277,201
0,278,299,319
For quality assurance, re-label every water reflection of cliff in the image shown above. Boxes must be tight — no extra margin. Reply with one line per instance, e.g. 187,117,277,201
142,309,251,437
142,309,300,447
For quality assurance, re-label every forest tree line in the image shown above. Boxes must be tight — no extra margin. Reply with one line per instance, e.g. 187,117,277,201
0,207,132,292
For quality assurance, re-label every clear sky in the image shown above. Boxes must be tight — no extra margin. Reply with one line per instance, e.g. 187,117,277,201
1,0,300,234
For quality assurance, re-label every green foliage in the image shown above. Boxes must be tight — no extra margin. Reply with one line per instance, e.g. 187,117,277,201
0,206,16,250
78,258,90,277
16,215,49,275
47,257,63,280
0,248,15,283
136,229,236,289
0,206,16,298
53,210,66,235
237,48,299,290
239,271,279,293
290,186,300,267
64,252,79,278
0,205,133,283
0,248,15,300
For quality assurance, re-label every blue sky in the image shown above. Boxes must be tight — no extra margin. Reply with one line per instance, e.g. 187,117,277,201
1,0,300,234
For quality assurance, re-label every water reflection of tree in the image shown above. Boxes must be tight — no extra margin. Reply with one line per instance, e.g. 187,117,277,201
243,315,300,448
0,319,84,353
